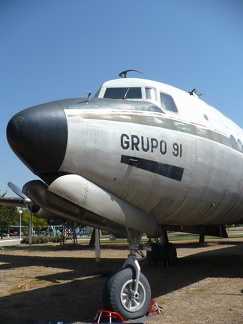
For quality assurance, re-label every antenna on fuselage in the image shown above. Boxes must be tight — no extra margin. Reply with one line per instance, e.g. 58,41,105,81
85,91,91,101
188,88,202,98
119,69,144,78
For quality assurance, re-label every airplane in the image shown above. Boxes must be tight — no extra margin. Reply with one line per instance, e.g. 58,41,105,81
1,69,243,320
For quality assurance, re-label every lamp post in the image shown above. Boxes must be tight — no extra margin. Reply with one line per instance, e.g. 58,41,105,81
29,212,32,245
19,209,22,241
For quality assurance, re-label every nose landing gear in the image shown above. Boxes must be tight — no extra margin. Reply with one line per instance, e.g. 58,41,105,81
102,230,151,320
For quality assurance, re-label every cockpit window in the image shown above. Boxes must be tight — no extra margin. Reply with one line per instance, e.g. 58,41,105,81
160,92,178,112
104,87,142,99
145,87,156,101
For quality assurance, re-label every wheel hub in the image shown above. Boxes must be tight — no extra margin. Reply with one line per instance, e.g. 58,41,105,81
128,289,139,300
121,279,146,312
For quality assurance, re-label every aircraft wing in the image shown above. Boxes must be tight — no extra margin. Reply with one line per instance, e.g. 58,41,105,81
0,197,27,207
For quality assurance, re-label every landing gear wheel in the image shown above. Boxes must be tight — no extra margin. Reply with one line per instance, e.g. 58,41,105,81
103,267,151,320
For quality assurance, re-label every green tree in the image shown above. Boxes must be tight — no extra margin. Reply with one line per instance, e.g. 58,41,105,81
21,209,48,235
0,205,18,239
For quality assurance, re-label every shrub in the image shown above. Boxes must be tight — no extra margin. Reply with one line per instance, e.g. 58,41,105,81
21,235,61,244
51,236,61,243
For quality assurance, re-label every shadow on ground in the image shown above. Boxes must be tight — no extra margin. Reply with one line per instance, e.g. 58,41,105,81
0,241,242,323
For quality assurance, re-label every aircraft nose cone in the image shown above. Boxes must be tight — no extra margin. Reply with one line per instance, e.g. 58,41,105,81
7,101,67,180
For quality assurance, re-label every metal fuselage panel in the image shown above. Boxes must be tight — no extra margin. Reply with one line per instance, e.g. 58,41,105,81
60,108,243,226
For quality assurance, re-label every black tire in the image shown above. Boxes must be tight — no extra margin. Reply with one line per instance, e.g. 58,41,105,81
102,267,151,320
102,268,122,310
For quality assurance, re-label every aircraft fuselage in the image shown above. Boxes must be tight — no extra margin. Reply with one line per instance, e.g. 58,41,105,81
6,77,243,236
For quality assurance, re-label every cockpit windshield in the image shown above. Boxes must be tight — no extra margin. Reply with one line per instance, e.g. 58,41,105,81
104,87,142,99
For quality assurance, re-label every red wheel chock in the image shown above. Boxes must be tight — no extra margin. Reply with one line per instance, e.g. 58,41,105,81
146,299,164,317
93,299,164,323
93,309,125,323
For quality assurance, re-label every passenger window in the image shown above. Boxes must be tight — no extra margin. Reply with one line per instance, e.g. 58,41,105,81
230,135,237,149
104,87,142,99
237,139,243,152
160,93,178,112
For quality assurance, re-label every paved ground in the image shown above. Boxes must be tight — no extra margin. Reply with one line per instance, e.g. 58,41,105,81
0,237,242,323
0,238,21,246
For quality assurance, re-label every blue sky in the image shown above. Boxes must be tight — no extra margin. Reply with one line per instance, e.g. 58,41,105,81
0,0,243,195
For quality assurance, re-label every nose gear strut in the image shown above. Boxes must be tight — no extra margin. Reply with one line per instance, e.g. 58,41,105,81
102,228,151,320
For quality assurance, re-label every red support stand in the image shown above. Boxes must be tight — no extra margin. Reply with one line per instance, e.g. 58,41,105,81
146,299,164,317
93,309,125,323
93,299,164,323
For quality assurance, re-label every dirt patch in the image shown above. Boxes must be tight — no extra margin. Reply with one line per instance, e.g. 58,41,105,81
0,239,243,323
